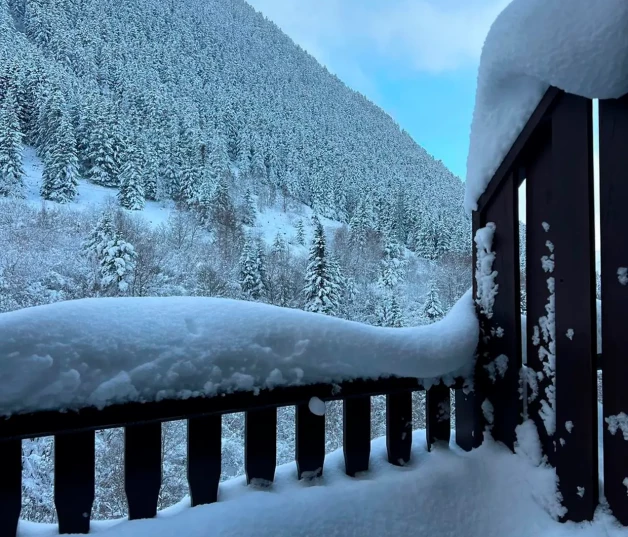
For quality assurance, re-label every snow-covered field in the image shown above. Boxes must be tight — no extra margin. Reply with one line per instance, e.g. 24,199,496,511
17,422,627,537
21,147,342,249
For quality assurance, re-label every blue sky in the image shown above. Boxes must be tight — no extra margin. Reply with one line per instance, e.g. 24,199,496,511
245,0,509,179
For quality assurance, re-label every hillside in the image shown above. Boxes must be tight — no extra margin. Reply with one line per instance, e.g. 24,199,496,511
0,0,470,326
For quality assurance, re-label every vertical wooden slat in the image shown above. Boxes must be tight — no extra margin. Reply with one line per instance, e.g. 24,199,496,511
125,423,162,520
187,415,221,506
296,402,325,479
525,125,557,463
245,408,277,485
456,209,486,452
0,439,21,537
343,396,370,476
426,384,451,450
386,391,412,465
481,172,522,451
599,94,628,526
551,94,598,522
55,432,95,534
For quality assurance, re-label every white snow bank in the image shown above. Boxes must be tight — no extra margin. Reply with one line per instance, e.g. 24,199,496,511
18,430,627,537
0,292,478,416
465,0,628,212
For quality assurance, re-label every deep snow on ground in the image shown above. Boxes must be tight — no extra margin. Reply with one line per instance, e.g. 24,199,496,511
17,426,628,537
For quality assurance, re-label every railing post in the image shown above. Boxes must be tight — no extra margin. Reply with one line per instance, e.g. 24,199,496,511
525,126,558,463
343,396,371,476
599,94,628,526
55,431,95,534
0,439,21,537
478,171,523,451
296,402,325,479
426,384,450,450
187,415,221,506
125,423,162,520
386,391,412,465
245,408,277,485
550,94,598,523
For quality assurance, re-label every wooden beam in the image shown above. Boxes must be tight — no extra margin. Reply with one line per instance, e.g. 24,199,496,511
476,87,562,213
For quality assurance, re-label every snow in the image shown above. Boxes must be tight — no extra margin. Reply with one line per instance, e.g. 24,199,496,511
485,354,508,382
566,329,574,341
0,291,478,416
605,413,628,441
464,0,628,212
308,396,326,416
474,223,498,318
19,428,628,537
618,267,628,286
565,421,574,434
22,147,174,227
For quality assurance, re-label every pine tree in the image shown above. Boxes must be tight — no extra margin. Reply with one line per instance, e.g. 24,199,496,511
241,188,256,226
84,212,136,295
376,292,404,327
349,198,369,249
40,113,79,203
421,280,444,322
303,216,342,316
239,234,266,301
295,219,305,246
378,230,405,290
0,90,24,197
118,155,145,210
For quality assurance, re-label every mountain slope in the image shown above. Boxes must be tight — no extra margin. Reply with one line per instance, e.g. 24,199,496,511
0,0,468,252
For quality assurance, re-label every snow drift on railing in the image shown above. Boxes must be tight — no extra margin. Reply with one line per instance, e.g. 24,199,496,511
0,292,478,416
464,0,628,213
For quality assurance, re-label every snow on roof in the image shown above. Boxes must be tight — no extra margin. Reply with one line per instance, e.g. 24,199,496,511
0,292,477,416
464,0,628,213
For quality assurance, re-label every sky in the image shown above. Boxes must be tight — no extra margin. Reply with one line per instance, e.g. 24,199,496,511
245,0,510,179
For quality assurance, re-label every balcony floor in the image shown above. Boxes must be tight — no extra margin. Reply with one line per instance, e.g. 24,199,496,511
18,426,623,537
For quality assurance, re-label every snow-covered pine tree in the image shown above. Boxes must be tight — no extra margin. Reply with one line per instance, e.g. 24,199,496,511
421,280,444,322
303,216,342,316
375,292,404,327
118,152,145,210
241,188,256,226
238,234,266,301
349,198,370,249
295,219,305,246
0,89,24,197
378,230,405,290
99,237,137,295
40,112,79,203
84,212,136,296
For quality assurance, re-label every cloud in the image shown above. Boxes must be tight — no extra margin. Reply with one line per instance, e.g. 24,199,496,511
247,0,510,74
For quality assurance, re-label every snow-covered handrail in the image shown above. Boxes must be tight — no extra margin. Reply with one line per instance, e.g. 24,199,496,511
0,291,478,417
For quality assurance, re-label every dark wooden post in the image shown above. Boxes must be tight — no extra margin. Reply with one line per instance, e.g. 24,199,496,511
187,415,221,506
386,391,412,465
125,423,162,519
0,439,21,537
296,402,325,479
551,94,598,522
599,94,628,526
245,408,277,485
426,384,451,450
456,210,487,452
525,125,558,463
480,172,522,451
55,431,95,534
343,396,370,476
